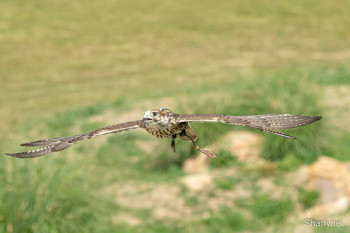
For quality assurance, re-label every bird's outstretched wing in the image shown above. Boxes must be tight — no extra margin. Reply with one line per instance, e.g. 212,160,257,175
175,114,322,139
5,120,143,159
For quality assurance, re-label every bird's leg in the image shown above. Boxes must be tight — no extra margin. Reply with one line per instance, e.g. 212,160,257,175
171,135,176,153
182,134,216,158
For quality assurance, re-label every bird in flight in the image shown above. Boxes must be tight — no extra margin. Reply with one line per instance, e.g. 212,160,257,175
5,108,322,159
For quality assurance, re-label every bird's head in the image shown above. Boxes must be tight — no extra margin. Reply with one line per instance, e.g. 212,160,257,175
143,108,173,127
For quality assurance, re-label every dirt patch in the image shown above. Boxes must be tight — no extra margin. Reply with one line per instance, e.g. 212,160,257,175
310,51,350,61
112,213,142,226
102,165,254,223
103,181,191,220
134,139,157,155
213,131,264,162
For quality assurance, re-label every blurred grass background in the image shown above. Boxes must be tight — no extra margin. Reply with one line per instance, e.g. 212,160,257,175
1,0,350,232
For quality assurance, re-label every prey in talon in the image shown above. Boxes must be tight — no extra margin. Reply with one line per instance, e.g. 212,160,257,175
6,108,322,159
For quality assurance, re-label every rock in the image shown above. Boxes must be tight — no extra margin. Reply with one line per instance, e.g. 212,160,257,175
180,172,213,193
312,179,340,203
303,196,349,218
183,153,210,173
308,156,350,201
299,156,350,218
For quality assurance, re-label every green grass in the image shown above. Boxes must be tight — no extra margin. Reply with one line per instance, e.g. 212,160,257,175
210,150,238,168
278,153,305,171
2,0,350,132
203,208,254,232
215,176,241,190
251,194,294,223
235,193,294,224
1,156,117,233
1,0,350,232
298,187,320,209
315,226,350,233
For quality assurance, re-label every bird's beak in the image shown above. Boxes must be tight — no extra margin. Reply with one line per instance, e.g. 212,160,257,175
143,111,152,121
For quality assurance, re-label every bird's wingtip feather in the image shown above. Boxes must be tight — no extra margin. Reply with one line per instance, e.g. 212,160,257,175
4,153,19,158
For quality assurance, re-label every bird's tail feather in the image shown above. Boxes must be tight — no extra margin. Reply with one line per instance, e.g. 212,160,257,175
247,125,297,139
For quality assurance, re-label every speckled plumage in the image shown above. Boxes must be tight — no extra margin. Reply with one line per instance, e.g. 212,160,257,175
5,108,322,158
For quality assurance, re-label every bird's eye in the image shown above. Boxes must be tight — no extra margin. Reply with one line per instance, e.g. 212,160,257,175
152,112,157,116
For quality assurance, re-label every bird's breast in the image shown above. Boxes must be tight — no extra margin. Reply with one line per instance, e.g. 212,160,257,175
144,126,172,138
143,122,185,138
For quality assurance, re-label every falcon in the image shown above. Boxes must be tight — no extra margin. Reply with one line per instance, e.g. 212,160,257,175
5,108,322,158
